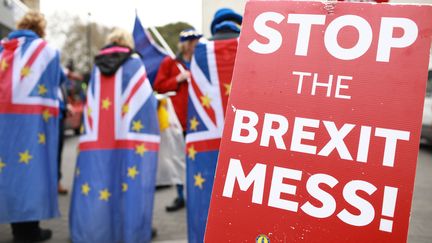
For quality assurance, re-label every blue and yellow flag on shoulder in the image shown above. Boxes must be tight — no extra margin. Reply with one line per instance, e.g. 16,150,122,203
0,30,62,223
69,47,160,243
186,38,238,242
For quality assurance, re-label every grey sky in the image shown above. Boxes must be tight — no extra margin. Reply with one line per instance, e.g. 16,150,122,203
40,0,203,32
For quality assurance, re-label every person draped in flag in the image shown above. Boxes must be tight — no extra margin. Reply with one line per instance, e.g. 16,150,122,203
153,28,203,212
0,11,63,242
69,28,160,243
185,8,241,243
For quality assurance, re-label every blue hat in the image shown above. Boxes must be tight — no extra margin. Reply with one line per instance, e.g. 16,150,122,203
210,8,243,35
179,28,203,42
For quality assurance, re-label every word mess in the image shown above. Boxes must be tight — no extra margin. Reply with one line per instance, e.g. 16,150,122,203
222,158,399,233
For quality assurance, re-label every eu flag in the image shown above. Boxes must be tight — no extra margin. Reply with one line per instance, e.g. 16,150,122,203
186,39,238,242
0,30,62,223
133,14,168,86
69,50,160,243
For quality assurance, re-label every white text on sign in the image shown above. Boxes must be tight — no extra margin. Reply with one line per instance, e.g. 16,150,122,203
231,109,410,167
222,158,399,233
248,13,418,62
221,109,410,233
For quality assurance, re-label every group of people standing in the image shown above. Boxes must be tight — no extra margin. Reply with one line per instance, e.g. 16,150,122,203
0,7,242,243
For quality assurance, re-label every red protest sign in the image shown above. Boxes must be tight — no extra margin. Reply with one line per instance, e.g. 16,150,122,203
205,1,432,242
338,0,389,3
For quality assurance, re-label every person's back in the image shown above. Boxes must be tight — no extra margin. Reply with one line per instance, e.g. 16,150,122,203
0,11,62,242
69,28,160,243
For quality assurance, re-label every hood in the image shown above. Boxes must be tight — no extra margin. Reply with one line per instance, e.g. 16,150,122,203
1,30,39,51
94,45,133,76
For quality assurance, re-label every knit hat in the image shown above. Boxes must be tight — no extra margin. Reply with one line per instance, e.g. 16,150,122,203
210,8,243,35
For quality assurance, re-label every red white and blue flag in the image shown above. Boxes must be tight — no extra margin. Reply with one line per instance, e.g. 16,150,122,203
0,30,62,223
69,51,160,243
133,15,168,86
186,38,238,243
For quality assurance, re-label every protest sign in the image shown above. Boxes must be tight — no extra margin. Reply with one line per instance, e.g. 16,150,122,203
205,1,432,242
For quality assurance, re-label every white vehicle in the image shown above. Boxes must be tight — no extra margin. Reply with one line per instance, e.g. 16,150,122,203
421,70,432,144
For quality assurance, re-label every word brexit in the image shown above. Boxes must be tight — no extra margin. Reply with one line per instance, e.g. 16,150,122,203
231,109,410,167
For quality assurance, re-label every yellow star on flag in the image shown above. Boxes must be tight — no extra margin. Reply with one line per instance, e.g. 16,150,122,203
19,150,33,164
42,109,52,122
135,144,147,157
80,125,84,134
38,84,48,96
127,166,139,179
21,66,31,78
122,104,129,114
99,189,111,201
38,133,46,144
0,59,8,71
188,146,197,160
200,94,212,109
194,173,206,189
81,183,91,196
122,183,128,192
0,158,6,173
189,117,199,131
102,97,112,110
224,83,232,96
132,120,144,132
87,107,92,116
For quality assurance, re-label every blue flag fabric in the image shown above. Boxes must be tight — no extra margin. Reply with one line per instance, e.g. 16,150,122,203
0,30,62,223
133,15,168,86
185,39,238,242
69,51,160,243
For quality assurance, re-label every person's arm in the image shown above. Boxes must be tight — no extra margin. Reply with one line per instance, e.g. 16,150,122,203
153,58,190,93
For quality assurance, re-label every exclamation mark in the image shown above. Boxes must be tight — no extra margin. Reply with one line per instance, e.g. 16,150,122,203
379,186,398,233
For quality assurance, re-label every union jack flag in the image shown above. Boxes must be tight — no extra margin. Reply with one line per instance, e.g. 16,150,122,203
186,38,238,243
79,56,160,151
0,34,60,114
70,51,160,243
0,30,62,223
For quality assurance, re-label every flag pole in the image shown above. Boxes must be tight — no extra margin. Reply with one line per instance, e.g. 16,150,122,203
149,26,187,74
149,26,175,58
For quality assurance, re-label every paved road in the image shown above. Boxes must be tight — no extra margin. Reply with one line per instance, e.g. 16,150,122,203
0,135,431,242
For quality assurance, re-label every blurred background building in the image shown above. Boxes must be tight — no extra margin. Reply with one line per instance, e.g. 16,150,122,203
202,0,246,38
0,0,39,38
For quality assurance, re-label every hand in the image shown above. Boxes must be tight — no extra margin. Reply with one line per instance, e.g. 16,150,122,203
176,71,191,83
66,104,75,116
